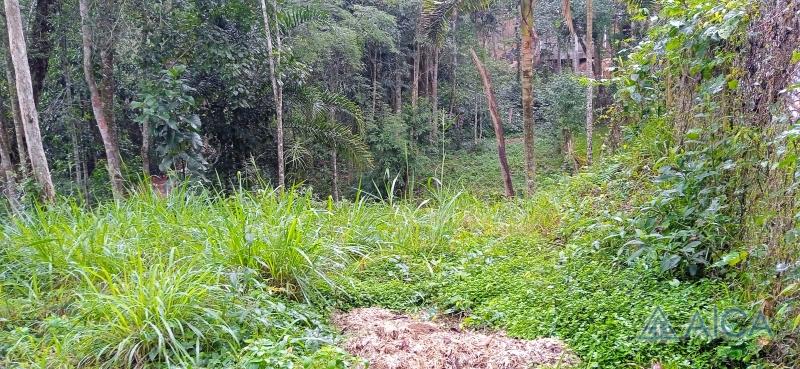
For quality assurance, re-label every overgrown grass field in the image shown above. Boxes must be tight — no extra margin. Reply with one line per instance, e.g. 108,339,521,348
1,141,765,368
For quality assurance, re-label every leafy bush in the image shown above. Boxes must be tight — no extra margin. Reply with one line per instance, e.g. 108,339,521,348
610,126,758,278
133,65,207,178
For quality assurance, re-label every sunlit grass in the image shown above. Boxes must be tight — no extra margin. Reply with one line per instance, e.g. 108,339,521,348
0,184,528,367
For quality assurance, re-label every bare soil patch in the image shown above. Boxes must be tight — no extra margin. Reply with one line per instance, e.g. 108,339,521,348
333,307,576,369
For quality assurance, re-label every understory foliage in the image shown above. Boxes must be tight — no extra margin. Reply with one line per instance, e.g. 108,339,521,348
606,0,800,365
133,65,208,178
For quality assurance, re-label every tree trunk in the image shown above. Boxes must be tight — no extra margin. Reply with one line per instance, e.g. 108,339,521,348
62,24,87,202
141,120,150,177
431,46,439,142
372,49,379,119
520,0,536,195
394,66,402,114
423,48,430,97
4,0,56,203
411,42,420,109
1,14,28,175
79,0,125,200
572,34,580,73
470,48,515,198
29,0,58,105
260,0,285,188
448,9,459,116
0,110,19,211
331,149,339,201
585,0,595,166
556,39,563,73
473,97,479,146
562,128,579,174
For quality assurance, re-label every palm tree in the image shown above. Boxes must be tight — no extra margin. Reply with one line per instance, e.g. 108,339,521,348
289,87,373,201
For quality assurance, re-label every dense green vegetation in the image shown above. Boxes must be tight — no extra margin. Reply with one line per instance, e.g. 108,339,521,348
1,0,799,368
0,138,786,368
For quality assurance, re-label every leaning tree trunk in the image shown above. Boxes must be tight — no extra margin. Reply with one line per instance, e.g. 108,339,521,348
79,0,125,200
4,0,56,203
585,0,595,166
520,0,536,195
260,0,285,188
1,14,28,176
470,48,515,198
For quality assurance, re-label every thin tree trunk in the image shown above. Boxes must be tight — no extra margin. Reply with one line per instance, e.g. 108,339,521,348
372,49,379,119
585,0,595,166
0,110,19,211
470,48,515,198
479,108,484,140
411,42,420,109
331,149,339,201
563,128,578,174
431,46,439,142
474,97,479,146
79,0,125,200
5,0,55,202
572,34,580,73
260,0,285,188
394,66,402,114
1,14,28,175
62,23,86,202
141,121,150,177
520,0,536,195
423,48,430,97
29,0,57,105
448,9,459,116
556,40,563,73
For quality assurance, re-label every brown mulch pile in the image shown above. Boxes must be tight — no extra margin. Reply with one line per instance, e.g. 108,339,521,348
333,307,577,369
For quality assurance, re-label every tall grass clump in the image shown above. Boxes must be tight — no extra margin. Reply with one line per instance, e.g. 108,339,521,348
75,257,231,368
1,186,386,367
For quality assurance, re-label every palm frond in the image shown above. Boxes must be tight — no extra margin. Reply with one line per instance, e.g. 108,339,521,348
419,0,493,42
278,5,326,32
295,118,374,170
299,87,366,135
